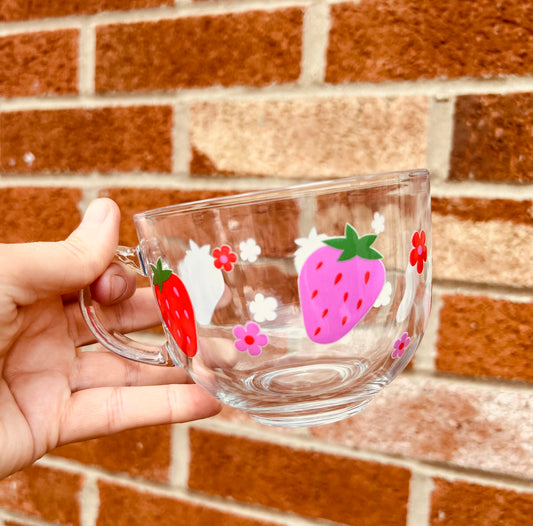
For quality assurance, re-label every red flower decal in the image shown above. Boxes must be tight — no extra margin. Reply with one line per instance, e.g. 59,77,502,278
212,245,237,271
409,230,427,274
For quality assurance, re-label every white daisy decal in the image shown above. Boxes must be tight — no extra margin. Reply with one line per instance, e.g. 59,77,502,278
371,212,385,234
373,281,392,308
294,227,329,274
239,238,261,263
249,293,278,322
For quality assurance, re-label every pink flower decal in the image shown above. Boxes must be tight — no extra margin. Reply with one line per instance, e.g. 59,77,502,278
409,230,427,274
233,322,268,356
392,332,410,359
212,245,237,271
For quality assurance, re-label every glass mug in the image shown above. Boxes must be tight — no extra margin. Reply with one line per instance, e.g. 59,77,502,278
81,169,432,427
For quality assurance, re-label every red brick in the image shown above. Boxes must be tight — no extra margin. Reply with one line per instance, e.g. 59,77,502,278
0,30,78,98
437,295,533,382
431,196,533,287
431,196,532,225
450,92,533,182
311,377,533,478
189,97,428,178
95,9,303,93
0,464,83,525
188,428,411,526
0,106,172,173
326,0,533,83
0,187,82,242
190,145,241,177
97,479,281,526
430,478,533,526
51,425,171,482
0,0,172,21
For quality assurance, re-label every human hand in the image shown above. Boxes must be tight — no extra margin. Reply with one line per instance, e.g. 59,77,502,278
0,198,221,479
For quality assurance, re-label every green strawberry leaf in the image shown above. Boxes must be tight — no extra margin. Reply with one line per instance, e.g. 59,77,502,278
323,223,383,261
151,257,173,293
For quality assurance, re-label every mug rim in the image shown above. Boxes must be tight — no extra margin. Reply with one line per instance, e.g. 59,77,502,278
134,168,429,220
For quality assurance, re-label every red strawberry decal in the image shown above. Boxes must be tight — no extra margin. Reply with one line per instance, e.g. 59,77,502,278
151,258,197,357
298,224,386,344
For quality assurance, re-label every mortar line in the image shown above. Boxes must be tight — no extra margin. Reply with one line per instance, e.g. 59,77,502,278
80,472,100,526
1,172,531,200
0,510,55,526
406,472,434,526
1,77,532,111
78,21,95,96
169,422,191,488
430,179,533,200
425,95,455,182
300,0,330,86
433,281,533,302
401,368,533,395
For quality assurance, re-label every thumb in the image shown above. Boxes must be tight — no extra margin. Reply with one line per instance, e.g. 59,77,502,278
1,198,121,305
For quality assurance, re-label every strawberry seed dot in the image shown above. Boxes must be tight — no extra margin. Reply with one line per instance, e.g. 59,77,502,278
311,290,318,299
314,327,321,336
334,273,342,285
364,271,370,284
322,308,328,318
341,316,348,326
357,299,363,309
343,292,349,302
316,261,323,270
173,286,180,297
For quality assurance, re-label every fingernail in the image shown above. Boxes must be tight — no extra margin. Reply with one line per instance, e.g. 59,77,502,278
82,199,110,226
110,274,128,303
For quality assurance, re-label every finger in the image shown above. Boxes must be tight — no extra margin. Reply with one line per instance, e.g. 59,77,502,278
90,263,138,306
70,349,193,391
66,286,162,347
59,384,222,444
2,199,120,306
61,262,138,304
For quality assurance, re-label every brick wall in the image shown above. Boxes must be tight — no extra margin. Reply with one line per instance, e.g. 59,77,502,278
0,0,532,525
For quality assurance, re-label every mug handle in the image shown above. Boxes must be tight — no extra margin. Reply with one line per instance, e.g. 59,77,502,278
79,245,174,366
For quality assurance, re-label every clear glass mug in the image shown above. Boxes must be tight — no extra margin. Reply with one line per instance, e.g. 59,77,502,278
80,169,432,427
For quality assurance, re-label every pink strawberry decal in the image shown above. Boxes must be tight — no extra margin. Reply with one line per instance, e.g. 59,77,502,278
298,224,386,344
151,258,197,357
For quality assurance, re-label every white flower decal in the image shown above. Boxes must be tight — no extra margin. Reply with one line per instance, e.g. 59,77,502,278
249,293,278,322
373,281,392,308
294,227,329,274
239,238,261,263
396,263,418,323
371,212,385,234
178,241,224,326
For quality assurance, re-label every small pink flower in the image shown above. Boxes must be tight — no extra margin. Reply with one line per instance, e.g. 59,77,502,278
233,322,268,356
212,245,237,271
392,332,410,359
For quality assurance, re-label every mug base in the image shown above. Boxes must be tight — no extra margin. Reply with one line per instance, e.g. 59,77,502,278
247,394,375,427
214,359,389,427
